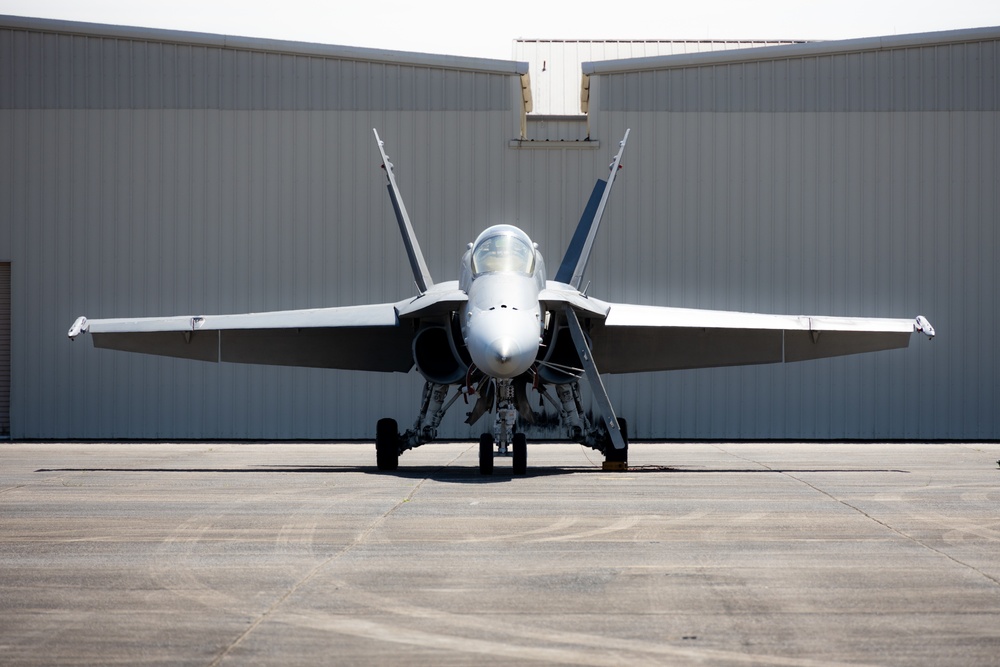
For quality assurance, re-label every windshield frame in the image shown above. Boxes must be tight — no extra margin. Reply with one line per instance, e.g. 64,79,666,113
470,231,535,276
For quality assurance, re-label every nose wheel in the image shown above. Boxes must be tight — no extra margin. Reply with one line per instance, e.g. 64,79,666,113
512,433,527,475
478,432,528,475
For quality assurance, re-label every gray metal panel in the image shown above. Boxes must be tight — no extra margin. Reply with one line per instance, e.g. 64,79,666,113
0,26,518,111
577,110,997,440
599,34,1000,112
4,107,518,439
585,26,1000,74
0,14,529,75
7,101,994,440
2,17,997,441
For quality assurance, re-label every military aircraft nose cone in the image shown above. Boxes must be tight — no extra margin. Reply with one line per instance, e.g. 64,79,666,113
477,336,534,378
494,339,516,365
465,306,540,379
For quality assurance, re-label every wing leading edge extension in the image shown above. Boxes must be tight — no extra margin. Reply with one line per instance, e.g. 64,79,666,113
586,303,935,374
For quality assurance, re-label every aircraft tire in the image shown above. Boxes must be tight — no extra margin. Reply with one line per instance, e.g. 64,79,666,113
376,418,399,471
479,433,494,475
604,417,629,465
512,433,527,475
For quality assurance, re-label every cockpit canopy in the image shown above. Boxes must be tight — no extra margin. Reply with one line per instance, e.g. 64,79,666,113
471,225,535,276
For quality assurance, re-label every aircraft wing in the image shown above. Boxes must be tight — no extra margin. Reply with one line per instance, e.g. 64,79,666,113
68,302,416,372
588,303,933,374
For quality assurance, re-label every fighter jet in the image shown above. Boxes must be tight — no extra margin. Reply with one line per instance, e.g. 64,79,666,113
68,129,936,474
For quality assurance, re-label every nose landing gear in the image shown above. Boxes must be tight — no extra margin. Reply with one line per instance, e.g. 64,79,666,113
512,433,527,475
478,433,494,475
478,379,529,476
478,430,528,476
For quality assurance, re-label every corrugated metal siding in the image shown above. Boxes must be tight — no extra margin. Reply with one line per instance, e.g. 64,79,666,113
3,18,997,440
597,40,999,112
1,18,527,439
0,28,515,111
515,40,799,115
582,36,1000,439
5,108,520,439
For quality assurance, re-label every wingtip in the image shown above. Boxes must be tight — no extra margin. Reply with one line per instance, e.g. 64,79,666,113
915,315,935,339
68,316,88,340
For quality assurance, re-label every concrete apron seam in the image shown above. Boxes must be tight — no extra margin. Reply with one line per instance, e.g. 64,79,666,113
713,444,1000,590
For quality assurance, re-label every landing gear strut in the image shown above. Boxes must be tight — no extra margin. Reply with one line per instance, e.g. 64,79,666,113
539,379,630,471
375,381,465,470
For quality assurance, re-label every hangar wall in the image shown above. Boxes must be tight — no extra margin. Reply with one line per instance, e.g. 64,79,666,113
1,16,997,440
584,29,999,439
0,16,534,439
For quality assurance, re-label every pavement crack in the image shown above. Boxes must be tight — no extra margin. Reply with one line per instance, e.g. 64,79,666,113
781,470,1000,589
206,447,469,667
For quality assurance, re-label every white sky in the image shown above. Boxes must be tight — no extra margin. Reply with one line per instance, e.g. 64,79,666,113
1,0,999,61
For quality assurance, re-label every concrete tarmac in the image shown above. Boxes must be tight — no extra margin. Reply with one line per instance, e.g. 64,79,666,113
1,441,999,666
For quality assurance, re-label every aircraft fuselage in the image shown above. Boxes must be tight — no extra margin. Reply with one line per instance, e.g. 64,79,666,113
459,224,545,379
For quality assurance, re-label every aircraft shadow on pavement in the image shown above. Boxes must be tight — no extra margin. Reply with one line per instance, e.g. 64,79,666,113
35,465,586,484
34,465,910,484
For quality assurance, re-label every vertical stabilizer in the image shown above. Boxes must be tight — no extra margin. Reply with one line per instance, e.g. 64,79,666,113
555,129,630,290
373,129,434,294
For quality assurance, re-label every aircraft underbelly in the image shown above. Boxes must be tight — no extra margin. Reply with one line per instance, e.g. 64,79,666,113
93,326,415,372
590,325,912,374
591,326,784,373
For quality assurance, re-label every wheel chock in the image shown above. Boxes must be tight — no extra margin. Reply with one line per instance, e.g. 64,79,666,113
602,461,628,472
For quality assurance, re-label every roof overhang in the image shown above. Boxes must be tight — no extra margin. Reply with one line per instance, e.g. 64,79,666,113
0,14,530,76
582,25,1000,75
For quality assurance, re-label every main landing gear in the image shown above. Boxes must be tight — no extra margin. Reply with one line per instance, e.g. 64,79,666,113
536,379,630,471
602,418,628,472
376,418,400,471
374,378,629,474
375,381,458,472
